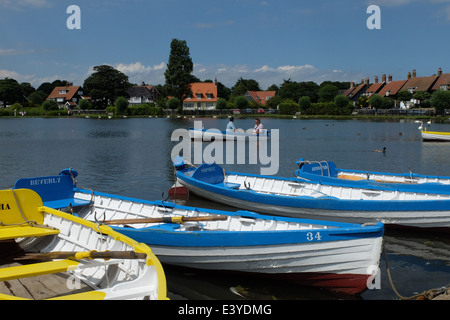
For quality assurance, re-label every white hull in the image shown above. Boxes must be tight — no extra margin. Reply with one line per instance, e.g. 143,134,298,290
71,190,383,294
180,179,450,230
189,128,268,141
421,131,450,141
150,237,382,276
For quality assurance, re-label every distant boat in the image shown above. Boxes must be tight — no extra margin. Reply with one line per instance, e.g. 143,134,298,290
0,189,167,300
14,169,384,295
189,127,269,141
416,120,450,141
295,158,450,193
173,157,450,232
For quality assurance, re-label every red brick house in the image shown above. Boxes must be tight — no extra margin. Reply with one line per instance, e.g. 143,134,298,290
244,90,276,106
183,82,218,110
46,85,87,109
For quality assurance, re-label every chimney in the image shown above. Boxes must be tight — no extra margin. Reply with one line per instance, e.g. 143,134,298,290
438,67,442,76
388,75,392,83
375,76,379,84
382,74,386,83
407,72,411,80
350,82,355,88
214,77,218,87
412,69,417,78
365,78,369,86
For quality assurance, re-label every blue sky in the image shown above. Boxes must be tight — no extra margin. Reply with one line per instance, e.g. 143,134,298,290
0,0,449,89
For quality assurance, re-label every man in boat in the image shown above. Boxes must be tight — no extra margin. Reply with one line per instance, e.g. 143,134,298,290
227,116,236,132
253,118,264,134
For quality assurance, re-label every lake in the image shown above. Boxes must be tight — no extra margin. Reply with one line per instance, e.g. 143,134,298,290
1,116,449,300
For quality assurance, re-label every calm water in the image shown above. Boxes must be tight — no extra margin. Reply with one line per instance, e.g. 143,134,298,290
1,117,449,300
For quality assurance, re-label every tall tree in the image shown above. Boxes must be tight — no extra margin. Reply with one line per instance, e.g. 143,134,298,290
164,39,194,106
0,78,23,106
83,65,130,108
231,78,260,97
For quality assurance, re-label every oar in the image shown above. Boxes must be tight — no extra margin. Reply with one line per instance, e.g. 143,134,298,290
99,215,229,225
16,250,147,261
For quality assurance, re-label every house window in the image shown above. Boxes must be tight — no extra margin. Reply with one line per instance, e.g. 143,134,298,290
57,98,64,103
196,93,202,99
207,93,213,100
59,90,68,95
441,85,448,91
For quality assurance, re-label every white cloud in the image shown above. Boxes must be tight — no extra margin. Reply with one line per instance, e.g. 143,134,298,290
0,0,50,9
193,63,363,89
112,62,167,85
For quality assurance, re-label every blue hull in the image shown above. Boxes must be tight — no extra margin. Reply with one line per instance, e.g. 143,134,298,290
13,169,384,247
173,157,450,230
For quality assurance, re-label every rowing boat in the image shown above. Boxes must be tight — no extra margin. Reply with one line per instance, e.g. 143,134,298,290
189,127,269,141
0,188,167,300
416,120,450,142
173,157,450,232
14,169,384,295
295,158,450,192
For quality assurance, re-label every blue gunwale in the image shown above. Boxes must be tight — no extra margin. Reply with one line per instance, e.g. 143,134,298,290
74,188,383,247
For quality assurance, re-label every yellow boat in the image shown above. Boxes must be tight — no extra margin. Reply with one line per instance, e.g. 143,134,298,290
0,189,168,300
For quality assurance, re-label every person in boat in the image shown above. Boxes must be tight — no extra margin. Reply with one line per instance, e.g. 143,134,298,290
226,116,236,132
253,118,264,134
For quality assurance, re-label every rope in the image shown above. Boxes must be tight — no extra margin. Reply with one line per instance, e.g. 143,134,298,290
383,244,450,300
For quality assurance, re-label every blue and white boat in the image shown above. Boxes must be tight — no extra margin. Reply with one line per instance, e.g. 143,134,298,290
295,158,450,193
189,127,269,141
173,157,450,232
14,169,384,295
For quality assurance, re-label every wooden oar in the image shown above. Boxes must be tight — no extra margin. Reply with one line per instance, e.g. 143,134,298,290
16,250,147,261
99,215,229,225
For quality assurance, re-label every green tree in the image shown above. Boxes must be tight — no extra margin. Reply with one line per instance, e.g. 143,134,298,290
164,39,194,106
28,90,47,107
298,96,311,113
167,97,181,109
20,82,35,98
231,78,260,97
368,94,383,109
278,99,299,115
83,65,130,108
78,99,92,110
0,78,23,106
430,90,450,113
234,96,249,109
334,94,350,109
279,80,319,103
216,98,227,109
318,84,338,102
115,96,129,115
42,100,59,114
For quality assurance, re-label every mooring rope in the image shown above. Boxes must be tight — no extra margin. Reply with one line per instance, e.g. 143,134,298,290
383,244,449,300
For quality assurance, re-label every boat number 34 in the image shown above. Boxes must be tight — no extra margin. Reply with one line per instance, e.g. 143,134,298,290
306,232,322,242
